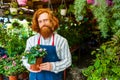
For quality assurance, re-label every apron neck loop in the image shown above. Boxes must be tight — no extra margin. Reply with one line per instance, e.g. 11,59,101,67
38,34,54,46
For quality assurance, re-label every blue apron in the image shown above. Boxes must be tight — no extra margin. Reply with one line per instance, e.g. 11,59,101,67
29,34,63,80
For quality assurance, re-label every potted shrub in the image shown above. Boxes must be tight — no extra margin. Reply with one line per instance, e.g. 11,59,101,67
22,44,47,71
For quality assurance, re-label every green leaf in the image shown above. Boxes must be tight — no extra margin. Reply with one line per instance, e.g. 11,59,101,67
94,59,100,69
28,57,36,64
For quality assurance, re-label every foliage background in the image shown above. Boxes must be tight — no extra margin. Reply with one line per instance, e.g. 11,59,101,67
74,0,120,79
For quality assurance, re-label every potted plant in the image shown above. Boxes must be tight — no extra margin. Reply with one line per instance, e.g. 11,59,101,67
59,0,67,16
59,4,67,16
3,55,25,80
0,19,33,79
9,0,18,15
22,44,47,71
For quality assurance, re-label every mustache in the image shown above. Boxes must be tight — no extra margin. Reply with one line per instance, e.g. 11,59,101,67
41,25,53,31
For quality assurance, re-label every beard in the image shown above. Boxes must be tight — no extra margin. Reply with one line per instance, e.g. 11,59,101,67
40,25,53,38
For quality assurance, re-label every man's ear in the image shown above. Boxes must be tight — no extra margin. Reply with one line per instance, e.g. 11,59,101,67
52,27,54,31
52,16,59,30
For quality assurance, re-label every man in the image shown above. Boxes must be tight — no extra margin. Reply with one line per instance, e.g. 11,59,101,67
22,8,71,80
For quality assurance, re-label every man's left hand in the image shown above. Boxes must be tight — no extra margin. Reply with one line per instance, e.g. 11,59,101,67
40,62,52,71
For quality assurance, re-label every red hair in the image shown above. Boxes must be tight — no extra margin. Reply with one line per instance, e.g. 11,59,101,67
31,8,59,33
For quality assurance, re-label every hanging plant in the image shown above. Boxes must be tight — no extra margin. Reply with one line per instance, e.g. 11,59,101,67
9,0,18,15
10,0,18,8
59,0,67,16
89,0,109,38
74,0,116,38
74,0,120,79
60,7,67,16
74,0,87,21
75,0,120,79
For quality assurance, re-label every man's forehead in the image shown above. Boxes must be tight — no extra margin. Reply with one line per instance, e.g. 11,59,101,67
38,12,49,20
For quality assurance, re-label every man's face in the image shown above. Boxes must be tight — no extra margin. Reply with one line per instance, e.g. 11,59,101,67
38,12,53,38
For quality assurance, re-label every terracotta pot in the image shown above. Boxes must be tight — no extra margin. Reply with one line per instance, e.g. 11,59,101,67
0,74,3,80
9,76,18,80
18,72,29,80
30,57,43,71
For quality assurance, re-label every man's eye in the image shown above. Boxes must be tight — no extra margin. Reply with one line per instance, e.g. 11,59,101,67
39,21,42,23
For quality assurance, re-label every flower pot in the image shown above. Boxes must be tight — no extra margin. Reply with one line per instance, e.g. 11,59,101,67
30,57,43,71
9,8,18,15
9,75,18,80
18,72,29,80
0,74,3,80
60,9,67,16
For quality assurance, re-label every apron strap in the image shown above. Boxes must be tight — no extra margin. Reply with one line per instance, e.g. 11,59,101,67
38,35,40,45
52,34,54,46
37,34,54,46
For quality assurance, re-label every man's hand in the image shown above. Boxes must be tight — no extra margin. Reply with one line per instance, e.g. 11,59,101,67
40,62,52,71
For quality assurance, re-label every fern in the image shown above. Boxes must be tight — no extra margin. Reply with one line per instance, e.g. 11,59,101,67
74,0,87,21
74,0,120,38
